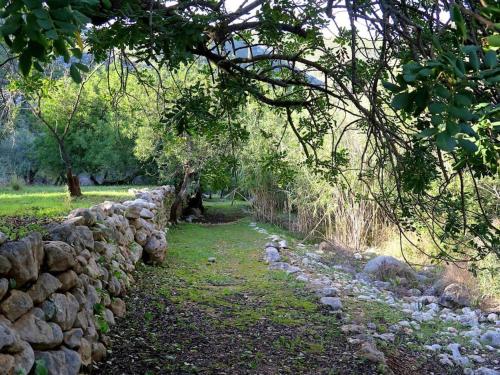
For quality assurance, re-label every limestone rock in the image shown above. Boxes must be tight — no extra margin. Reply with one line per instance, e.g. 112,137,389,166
143,230,167,264
0,255,12,275
67,208,97,227
50,293,79,330
1,290,33,321
438,283,471,308
49,223,94,253
0,233,43,287
109,298,126,318
91,342,106,362
63,328,83,349
57,270,78,292
264,247,280,263
480,330,500,348
34,347,81,375
28,273,62,304
0,354,15,375
363,255,413,278
12,340,35,374
14,309,63,349
0,278,8,300
0,232,7,246
43,241,76,272
0,320,18,351
357,341,386,365
139,208,154,219
319,297,342,311
78,338,92,366
315,287,339,297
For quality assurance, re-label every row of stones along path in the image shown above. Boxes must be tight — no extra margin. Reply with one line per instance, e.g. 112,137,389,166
94,217,498,375
257,223,500,375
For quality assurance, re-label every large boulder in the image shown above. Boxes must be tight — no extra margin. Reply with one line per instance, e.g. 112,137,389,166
438,283,471,308
14,309,63,349
43,242,77,272
28,273,62,304
1,290,33,322
34,347,81,375
0,233,43,287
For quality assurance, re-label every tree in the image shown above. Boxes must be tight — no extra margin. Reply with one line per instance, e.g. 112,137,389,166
1,1,498,261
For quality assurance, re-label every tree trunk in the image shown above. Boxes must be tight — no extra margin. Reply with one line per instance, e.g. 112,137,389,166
58,140,81,197
170,164,193,222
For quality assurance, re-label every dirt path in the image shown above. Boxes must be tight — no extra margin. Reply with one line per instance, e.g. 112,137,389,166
93,214,447,374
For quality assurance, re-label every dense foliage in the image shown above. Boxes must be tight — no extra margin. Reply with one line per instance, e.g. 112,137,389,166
0,0,498,263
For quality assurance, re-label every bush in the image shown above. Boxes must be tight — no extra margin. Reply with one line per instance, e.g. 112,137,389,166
9,175,25,191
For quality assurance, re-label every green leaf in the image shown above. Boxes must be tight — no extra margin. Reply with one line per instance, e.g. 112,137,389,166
19,50,32,76
382,81,402,93
449,106,474,121
70,64,82,83
429,102,446,114
436,132,458,152
22,0,43,8
451,5,467,40
487,34,500,48
468,50,480,71
458,138,478,153
75,62,89,72
35,359,48,375
435,85,450,99
403,73,417,83
391,92,411,110
454,94,472,107
484,50,497,69
416,128,437,139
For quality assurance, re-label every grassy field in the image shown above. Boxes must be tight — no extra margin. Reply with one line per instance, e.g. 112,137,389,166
0,185,142,218
0,184,144,239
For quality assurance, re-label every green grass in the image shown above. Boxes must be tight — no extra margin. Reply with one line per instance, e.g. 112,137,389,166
0,184,146,240
139,216,343,371
0,184,143,218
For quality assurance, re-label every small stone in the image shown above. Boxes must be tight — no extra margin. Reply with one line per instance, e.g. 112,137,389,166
110,298,126,318
0,354,15,374
208,257,216,263
57,270,78,292
480,330,500,348
0,255,12,275
264,247,280,263
475,368,500,375
0,321,18,351
319,297,342,311
357,341,386,365
424,344,442,351
341,324,364,334
316,287,339,297
67,208,97,227
0,278,8,300
1,290,33,321
91,342,107,362
78,338,92,366
63,328,83,349
487,313,498,322
0,232,7,246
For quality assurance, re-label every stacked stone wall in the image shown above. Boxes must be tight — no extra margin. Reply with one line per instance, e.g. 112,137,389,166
0,186,175,374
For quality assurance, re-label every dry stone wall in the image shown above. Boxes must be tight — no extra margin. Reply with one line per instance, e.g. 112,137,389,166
0,186,175,374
